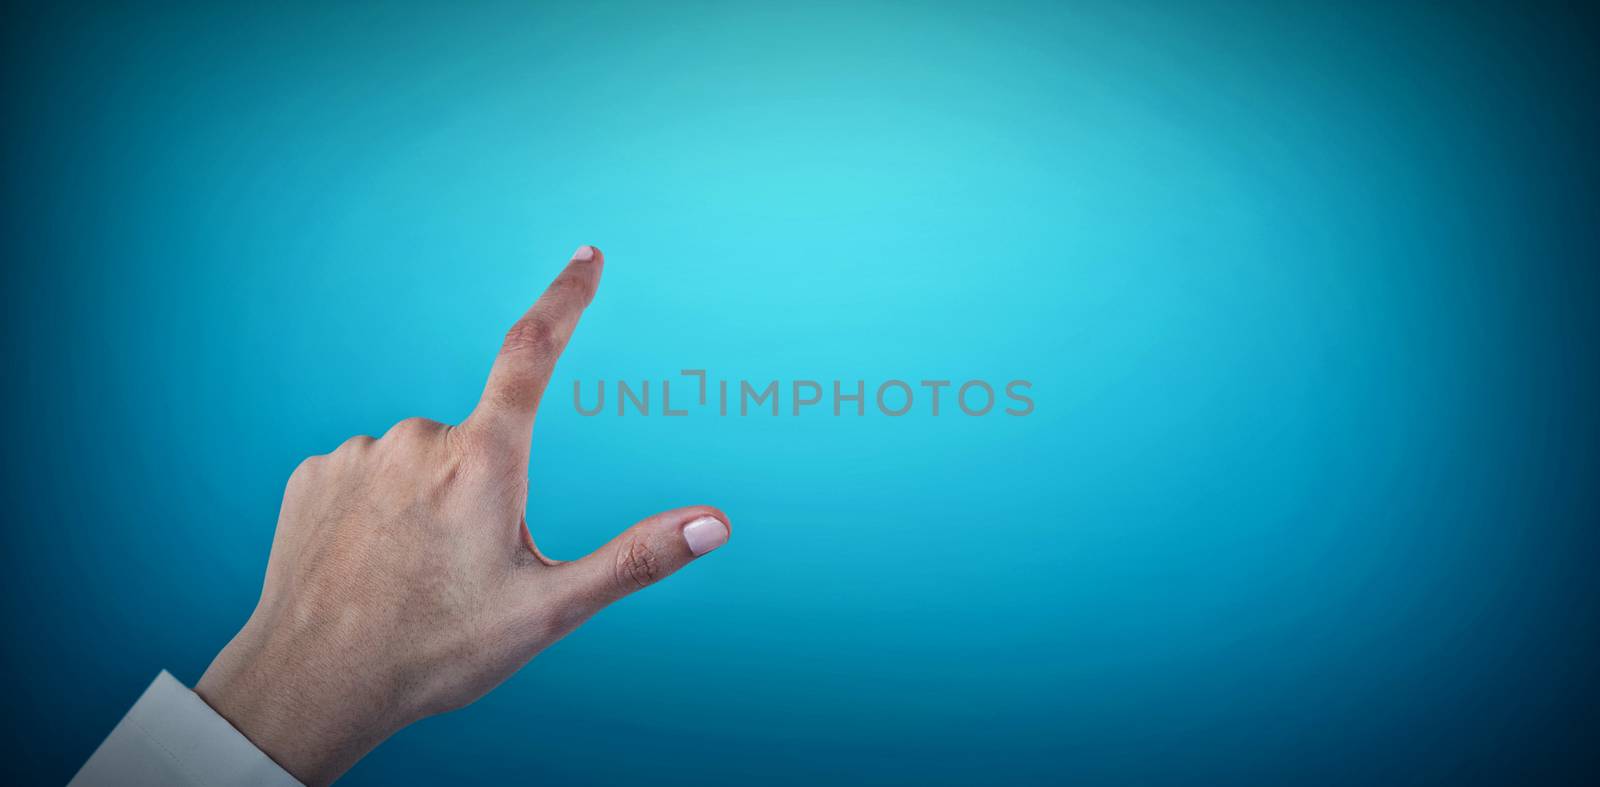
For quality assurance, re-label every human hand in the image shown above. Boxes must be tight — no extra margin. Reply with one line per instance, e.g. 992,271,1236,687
194,246,731,785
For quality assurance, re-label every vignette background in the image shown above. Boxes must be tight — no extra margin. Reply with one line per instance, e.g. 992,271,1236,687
2,1,1596,784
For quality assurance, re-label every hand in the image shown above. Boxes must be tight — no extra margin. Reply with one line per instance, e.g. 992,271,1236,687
194,246,731,785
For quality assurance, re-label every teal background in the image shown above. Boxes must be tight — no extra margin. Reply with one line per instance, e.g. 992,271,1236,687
3,1,1597,784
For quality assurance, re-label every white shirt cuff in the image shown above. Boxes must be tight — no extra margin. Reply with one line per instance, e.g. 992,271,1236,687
70,671,302,787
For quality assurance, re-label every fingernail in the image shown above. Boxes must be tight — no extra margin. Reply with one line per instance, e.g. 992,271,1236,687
572,245,596,262
682,516,729,556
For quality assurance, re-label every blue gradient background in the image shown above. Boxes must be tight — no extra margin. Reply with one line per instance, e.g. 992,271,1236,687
3,1,1597,784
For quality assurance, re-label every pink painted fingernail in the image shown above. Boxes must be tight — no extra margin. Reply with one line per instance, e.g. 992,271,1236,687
572,245,596,262
682,516,729,556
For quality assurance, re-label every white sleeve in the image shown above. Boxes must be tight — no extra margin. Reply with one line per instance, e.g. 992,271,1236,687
70,671,303,787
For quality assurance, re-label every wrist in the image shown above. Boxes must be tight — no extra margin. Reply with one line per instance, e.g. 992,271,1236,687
196,619,405,785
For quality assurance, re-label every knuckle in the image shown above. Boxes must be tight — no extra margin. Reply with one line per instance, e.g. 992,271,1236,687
614,538,663,591
335,435,375,454
502,314,559,357
385,417,442,440
288,455,323,484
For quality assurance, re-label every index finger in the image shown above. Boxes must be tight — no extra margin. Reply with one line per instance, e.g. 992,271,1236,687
465,245,604,451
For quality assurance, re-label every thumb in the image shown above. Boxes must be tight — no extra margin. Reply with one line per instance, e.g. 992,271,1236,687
561,506,731,610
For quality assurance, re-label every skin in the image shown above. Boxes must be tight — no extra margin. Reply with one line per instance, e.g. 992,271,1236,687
195,246,729,785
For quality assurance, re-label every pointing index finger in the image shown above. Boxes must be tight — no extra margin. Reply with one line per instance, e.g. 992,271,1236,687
466,245,604,449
